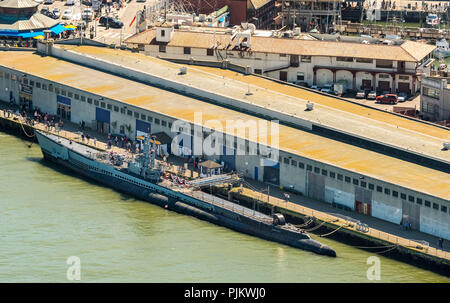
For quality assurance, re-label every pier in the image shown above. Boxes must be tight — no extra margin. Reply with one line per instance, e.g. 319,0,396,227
1,104,449,276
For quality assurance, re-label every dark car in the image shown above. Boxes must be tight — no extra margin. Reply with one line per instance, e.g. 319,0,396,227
376,94,398,104
40,7,49,14
99,16,123,28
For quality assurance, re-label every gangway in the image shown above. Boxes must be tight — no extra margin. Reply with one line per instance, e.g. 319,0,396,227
189,173,240,188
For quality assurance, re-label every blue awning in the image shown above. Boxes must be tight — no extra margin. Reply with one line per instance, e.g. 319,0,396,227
18,31,44,38
50,24,67,35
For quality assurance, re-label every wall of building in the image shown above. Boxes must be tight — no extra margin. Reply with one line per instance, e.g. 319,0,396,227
145,42,420,92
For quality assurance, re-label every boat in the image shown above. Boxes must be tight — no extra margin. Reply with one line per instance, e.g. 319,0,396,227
434,38,450,58
35,131,336,257
426,13,440,27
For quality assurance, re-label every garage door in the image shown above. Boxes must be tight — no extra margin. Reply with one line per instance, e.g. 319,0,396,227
398,82,410,94
378,81,391,92
362,79,371,90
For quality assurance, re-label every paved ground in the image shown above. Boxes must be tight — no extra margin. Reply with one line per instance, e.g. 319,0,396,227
38,0,150,45
341,92,421,113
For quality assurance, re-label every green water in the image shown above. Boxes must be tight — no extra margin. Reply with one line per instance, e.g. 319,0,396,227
0,133,448,282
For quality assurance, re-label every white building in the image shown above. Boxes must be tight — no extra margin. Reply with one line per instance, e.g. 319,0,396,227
125,24,436,95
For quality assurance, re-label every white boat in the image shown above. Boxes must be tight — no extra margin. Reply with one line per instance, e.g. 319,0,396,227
426,13,440,27
434,38,450,58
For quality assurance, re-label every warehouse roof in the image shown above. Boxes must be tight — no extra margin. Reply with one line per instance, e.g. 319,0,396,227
0,50,449,201
124,28,435,62
54,45,450,167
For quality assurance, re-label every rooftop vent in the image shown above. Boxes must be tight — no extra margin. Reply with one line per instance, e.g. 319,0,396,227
443,142,450,150
306,102,314,111
179,67,187,75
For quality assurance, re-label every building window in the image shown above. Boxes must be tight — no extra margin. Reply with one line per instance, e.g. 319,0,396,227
280,54,287,57
162,120,167,127
168,122,172,128
74,94,79,100
5,73,9,79
36,82,41,88
425,200,431,207
337,174,343,181
400,193,406,200
360,181,366,188
107,104,112,110
184,47,191,55
298,162,304,169
159,45,166,53
114,106,119,112
284,158,290,164
207,48,214,56
42,84,47,90
378,74,390,79
301,56,311,63
353,178,359,185
29,80,34,86
345,176,351,183
368,183,374,190
392,190,398,197
307,165,312,171
330,172,335,178
321,169,327,176
68,92,73,98
161,29,165,37
314,167,320,174
100,102,105,108
87,98,92,104
120,125,125,134
355,58,373,63
140,114,146,120
408,195,415,202
48,84,53,92
422,86,440,99
433,203,439,210
297,72,305,81
442,205,448,213
399,75,409,80
155,118,160,124
61,90,66,96
376,60,393,68
81,96,85,101
127,110,132,116
336,57,353,62
254,69,262,75
416,198,423,205
147,116,153,122
134,112,139,118
376,185,382,192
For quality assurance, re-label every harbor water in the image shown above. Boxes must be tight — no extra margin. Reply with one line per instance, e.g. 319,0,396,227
0,133,448,282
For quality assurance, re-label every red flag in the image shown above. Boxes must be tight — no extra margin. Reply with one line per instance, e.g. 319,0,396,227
129,15,136,27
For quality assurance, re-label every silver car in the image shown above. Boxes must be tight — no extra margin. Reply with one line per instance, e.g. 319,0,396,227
367,91,377,100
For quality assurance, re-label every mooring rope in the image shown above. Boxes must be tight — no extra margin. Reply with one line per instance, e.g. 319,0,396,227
18,116,35,138
318,224,347,237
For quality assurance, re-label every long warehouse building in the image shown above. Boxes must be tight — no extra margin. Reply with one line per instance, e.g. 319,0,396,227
0,46,449,240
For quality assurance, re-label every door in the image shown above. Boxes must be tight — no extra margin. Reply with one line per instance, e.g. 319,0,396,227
362,79,371,90
307,172,325,202
378,80,391,92
402,201,420,230
355,201,363,213
279,71,288,82
398,82,410,94
355,187,372,215
254,166,258,180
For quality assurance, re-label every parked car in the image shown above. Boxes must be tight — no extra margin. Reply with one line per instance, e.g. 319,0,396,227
82,8,93,20
66,0,74,5
356,90,366,99
62,9,72,20
44,0,54,4
367,91,377,100
320,83,333,94
99,16,124,28
40,7,49,14
53,8,61,18
376,94,398,104
397,92,408,102
310,85,318,90
45,11,58,19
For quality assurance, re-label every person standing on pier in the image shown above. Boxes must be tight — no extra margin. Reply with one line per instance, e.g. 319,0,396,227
439,238,444,249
